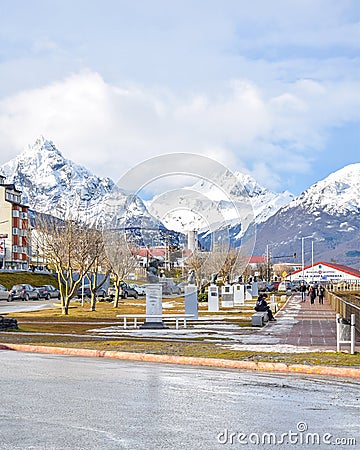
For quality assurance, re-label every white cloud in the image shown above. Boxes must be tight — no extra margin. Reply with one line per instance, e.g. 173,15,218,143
0,70,359,193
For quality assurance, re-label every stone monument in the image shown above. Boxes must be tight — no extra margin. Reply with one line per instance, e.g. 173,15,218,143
208,284,219,312
140,284,167,329
221,284,234,307
233,283,245,305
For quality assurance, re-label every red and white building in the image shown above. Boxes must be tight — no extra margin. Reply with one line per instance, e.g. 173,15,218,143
0,175,30,270
286,261,360,283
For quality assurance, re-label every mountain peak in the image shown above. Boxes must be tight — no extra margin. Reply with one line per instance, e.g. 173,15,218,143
20,136,64,165
285,163,360,215
0,137,115,221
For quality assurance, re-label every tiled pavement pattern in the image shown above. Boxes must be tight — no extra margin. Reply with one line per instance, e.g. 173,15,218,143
272,293,338,348
228,293,354,351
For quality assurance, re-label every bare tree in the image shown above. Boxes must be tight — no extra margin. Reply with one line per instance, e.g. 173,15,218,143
186,250,206,289
103,231,138,308
33,215,97,315
85,228,110,311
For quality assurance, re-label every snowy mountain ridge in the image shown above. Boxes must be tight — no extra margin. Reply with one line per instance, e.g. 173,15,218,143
149,171,294,234
283,163,360,215
0,136,150,226
1,137,359,269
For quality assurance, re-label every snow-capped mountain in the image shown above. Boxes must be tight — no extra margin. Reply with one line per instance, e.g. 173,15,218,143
232,172,294,225
250,163,360,269
147,171,293,234
283,163,360,215
1,137,358,268
0,137,162,235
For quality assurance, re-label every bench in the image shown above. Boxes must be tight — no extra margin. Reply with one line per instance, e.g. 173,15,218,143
116,314,195,330
252,311,269,327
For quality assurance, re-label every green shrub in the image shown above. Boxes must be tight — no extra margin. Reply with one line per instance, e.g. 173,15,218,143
0,272,58,290
198,292,208,302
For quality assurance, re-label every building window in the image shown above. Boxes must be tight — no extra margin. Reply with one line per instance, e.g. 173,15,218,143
12,210,20,217
13,228,19,235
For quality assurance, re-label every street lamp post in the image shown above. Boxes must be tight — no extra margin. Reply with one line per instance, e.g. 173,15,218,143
301,236,312,281
265,244,274,282
311,240,314,283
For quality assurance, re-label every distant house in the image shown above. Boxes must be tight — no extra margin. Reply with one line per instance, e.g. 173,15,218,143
287,261,360,282
0,175,30,270
248,256,266,266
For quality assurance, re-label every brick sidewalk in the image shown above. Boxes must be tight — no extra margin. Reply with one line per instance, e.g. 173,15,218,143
268,292,359,350
281,294,337,347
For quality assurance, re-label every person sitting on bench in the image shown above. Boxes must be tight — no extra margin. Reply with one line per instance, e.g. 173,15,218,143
254,293,276,321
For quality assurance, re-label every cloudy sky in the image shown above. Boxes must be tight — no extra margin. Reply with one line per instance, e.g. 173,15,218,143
0,0,359,195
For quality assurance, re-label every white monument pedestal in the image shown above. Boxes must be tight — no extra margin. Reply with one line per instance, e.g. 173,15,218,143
245,287,253,300
208,285,219,312
221,284,234,307
251,282,259,297
233,284,245,305
185,285,198,320
141,284,167,329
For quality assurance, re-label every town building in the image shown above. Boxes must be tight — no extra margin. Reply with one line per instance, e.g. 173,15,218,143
0,175,30,270
286,261,360,283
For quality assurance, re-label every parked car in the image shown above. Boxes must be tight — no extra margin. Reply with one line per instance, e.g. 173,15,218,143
176,281,188,293
107,282,138,299
129,284,146,296
159,278,181,295
0,284,10,301
119,282,138,299
77,284,106,299
9,284,40,301
36,285,60,300
257,281,275,292
272,281,281,291
107,284,116,299
290,280,308,292
277,281,292,292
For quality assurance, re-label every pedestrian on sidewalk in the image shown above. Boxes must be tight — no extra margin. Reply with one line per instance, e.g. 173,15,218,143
318,285,325,304
314,281,319,297
254,293,276,321
299,281,307,302
308,285,316,305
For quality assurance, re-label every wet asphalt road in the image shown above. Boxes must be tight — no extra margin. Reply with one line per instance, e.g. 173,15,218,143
0,299,56,314
0,352,359,449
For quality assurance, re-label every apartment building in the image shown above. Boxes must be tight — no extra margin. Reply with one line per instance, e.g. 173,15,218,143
0,174,29,270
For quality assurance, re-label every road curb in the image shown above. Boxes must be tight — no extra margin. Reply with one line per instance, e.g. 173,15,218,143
1,343,359,378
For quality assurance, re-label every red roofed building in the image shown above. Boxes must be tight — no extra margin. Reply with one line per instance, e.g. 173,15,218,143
286,261,360,282
248,256,266,265
137,247,166,258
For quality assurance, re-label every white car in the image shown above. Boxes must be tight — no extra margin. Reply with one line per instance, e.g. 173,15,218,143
0,284,10,301
130,284,146,296
277,281,291,292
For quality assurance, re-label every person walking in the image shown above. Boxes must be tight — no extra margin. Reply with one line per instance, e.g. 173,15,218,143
299,281,307,302
318,285,325,305
314,282,319,297
308,285,316,305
